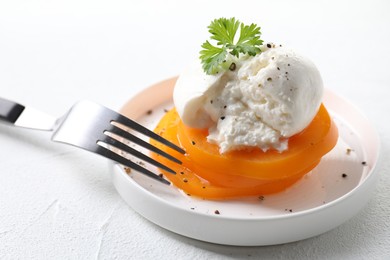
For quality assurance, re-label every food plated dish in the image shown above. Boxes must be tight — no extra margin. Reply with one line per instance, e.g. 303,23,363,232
109,18,380,245
109,77,379,246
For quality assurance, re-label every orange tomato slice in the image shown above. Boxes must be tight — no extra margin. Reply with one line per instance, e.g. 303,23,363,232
150,104,338,199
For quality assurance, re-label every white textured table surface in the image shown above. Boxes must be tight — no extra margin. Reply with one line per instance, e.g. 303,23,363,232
1,0,389,259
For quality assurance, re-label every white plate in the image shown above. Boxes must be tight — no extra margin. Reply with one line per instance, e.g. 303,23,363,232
109,77,381,246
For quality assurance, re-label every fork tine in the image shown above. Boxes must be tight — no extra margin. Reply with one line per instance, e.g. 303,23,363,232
108,125,182,165
103,135,176,174
96,145,171,185
112,113,186,154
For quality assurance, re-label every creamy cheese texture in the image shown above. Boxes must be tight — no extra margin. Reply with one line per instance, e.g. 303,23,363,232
173,45,324,153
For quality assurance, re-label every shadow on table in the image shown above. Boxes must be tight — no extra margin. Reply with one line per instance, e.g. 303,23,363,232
157,190,388,259
0,122,60,153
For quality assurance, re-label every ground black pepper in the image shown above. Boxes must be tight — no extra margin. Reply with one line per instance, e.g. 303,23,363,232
138,161,145,166
229,62,236,71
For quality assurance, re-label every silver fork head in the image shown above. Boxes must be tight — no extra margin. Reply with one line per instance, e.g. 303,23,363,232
51,100,184,185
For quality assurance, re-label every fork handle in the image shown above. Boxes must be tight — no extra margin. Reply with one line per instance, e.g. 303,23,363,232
0,97,25,124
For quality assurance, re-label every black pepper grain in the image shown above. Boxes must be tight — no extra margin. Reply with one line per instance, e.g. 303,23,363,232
229,62,236,71
146,110,153,115
214,210,220,215
267,77,272,81
362,161,367,165
138,161,145,166
220,116,225,120
266,43,272,48
191,141,196,145
342,173,348,178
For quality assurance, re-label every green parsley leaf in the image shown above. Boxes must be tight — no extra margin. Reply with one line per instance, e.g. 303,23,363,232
200,18,263,75
199,41,227,75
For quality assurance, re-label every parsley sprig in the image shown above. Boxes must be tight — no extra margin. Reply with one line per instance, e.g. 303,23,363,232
200,17,263,75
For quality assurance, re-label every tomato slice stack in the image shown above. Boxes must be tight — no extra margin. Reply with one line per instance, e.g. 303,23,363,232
150,104,338,199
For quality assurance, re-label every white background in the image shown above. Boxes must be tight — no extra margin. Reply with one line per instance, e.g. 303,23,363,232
0,0,389,259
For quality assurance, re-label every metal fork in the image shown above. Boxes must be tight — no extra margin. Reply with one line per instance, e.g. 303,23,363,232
0,97,185,185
